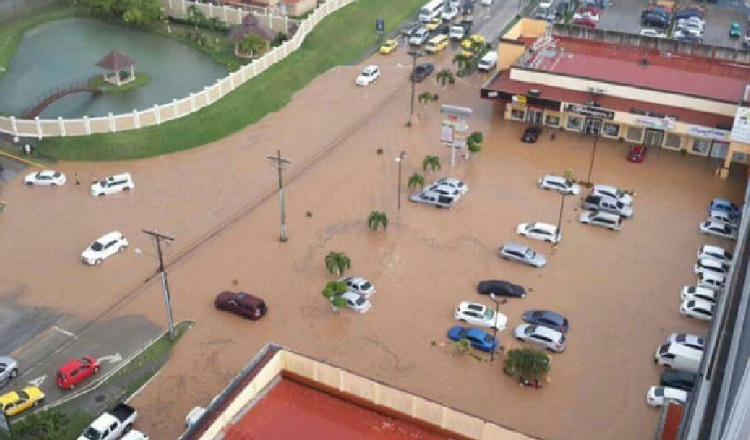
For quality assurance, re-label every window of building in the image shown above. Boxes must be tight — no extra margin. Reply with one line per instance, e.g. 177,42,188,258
544,113,561,127
692,139,710,155
510,107,526,121
602,123,620,138
664,133,682,150
625,127,643,143
566,115,583,131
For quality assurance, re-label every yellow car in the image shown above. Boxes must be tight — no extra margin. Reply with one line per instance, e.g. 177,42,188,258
425,18,442,31
0,386,45,416
379,39,399,55
461,34,486,49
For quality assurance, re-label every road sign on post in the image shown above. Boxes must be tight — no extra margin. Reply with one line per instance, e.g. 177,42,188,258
440,105,473,167
376,18,385,34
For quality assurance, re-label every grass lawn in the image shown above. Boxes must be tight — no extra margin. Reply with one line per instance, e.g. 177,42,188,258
36,0,425,161
89,73,151,93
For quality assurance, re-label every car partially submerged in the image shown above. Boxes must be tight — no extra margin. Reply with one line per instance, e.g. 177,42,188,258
476,280,526,298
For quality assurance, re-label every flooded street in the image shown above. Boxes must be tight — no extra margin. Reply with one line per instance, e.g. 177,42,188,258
0,47,745,440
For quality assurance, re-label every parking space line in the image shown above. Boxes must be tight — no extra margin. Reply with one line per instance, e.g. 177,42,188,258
52,326,76,338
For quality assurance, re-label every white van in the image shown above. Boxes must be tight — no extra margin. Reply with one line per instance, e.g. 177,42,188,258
654,343,703,374
478,51,498,71
91,172,135,196
419,0,443,22
697,271,725,291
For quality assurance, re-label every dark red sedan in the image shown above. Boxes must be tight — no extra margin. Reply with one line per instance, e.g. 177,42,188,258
627,145,647,163
55,356,100,390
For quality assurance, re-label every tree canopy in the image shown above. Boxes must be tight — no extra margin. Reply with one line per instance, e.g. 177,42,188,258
80,0,163,26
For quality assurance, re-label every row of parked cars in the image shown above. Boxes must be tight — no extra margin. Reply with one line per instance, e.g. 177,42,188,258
410,177,469,209
648,197,742,408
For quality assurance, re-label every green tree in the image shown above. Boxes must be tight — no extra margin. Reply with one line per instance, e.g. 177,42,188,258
454,338,472,355
563,169,575,184
422,155,441,173
367,211,388,231
407,172,425,190
186,4,206,29
321,280,348,312
418,91,438,104
452,54,471,71
468,131,484,153
503,348,550,379
238,34,267,58
79,0,117,17
436,69,455,86
10,407,69,440
325,251,351,276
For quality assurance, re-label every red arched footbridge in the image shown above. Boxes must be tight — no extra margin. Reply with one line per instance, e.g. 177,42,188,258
22,81,102,119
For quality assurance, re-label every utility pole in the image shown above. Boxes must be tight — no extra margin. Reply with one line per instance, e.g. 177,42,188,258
408,50,424,126
142,229,176,340
267,150,291,242
396,151,406,210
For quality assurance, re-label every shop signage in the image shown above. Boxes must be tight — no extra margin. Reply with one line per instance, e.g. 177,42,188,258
731,107,750,144
688,125,729,141
512,95,527,104
635,116,674,130
563,104,614,120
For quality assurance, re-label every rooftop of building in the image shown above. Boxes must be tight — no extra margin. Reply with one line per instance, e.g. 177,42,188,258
516,34,750,103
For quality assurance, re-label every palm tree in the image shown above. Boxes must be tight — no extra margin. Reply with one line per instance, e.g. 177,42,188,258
563,168,575,184
367,211,388,231
418,91,438,104
325,251,351,276
238,34,267,58
407,172,425,191
452,54,470,72
468,131,483,153
321,280,349,312
422,155,441,173
436,69,455,87
503,348,550,380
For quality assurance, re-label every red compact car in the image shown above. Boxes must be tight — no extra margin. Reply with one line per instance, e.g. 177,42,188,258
627,145,647,163
55,356,100,390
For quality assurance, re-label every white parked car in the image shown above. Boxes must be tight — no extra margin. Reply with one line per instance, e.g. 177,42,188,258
694,258,729,276
708,210,739,227
433,178,468,195
425,183,461,199
681,286,718,304
513,324,566,353
410,190,455,208
538,175,581,195
680,298,714,321
640,28,668,38
592,184,633,206
578,210,623,231
121,430,150,440
454,301,507,331
697,245,733,264
646,386,688,407
665,333,705,352
516,222,561,243
81,231,129,265
24,170,66,186
697,271,725,291
90,173,134,196
341,291,372,313
356,65,380,86
539,0,553,9
339,276,375,296
699,220,737,241
441,6,458,20
409,28,430,46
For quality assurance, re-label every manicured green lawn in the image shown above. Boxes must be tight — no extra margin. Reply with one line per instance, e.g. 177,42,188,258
37,0,424,161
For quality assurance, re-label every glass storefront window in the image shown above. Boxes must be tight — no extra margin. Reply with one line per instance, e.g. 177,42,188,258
566,116,583,131
510,107,525,121
664,133,681,150
625,127,643,143
692,139,709,155
544,113,561,127
602,123,620,138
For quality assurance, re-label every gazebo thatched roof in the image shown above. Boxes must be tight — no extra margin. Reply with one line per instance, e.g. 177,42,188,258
229,25,276,43
96,50,135,71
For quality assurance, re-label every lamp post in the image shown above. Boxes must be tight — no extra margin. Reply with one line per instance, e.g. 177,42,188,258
407,50,424,126
142,229,176,340
489,293,503,362
267,150,291,242
556,192,567,240
395,151,406,210
585,124,602,185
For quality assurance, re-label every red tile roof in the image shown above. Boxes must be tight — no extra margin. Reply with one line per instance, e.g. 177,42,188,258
485,71,734,128
521,37,749,102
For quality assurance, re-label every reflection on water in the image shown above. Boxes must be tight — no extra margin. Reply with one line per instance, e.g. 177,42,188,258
0,17,227,118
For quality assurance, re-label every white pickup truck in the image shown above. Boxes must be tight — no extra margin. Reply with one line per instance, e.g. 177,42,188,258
78,403,137,440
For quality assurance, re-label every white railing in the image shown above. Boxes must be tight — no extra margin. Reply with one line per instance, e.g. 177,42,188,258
0,0,350,139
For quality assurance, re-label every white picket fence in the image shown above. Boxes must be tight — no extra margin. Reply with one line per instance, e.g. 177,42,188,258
0,0,352,139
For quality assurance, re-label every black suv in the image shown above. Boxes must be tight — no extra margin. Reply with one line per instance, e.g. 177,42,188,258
411,63,435,83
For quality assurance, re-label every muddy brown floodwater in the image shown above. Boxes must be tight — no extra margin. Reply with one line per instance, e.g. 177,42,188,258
0,47,745,440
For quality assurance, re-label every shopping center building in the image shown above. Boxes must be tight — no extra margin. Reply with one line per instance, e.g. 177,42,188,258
480,21,750,178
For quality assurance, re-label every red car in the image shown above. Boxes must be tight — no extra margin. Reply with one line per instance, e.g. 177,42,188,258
55,356,100,390
627,145,647,163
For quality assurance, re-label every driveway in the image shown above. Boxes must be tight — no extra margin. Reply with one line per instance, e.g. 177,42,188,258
0,23,745,440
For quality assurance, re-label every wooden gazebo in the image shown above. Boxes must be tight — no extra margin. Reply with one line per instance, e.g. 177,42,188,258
96,50,136,86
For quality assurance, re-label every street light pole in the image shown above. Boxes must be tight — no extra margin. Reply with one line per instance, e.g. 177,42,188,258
142,229,176,340
490,293,500,362
267,150,291,242
556,192,567,239
396,151,405,210
585,126,601,185
408,50,423,126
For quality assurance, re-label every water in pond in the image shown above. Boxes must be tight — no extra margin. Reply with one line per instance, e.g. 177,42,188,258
0,17,227,118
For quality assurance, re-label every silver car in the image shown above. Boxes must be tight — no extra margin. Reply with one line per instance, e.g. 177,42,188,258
0,356,18,387
498,242,546,268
